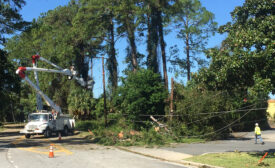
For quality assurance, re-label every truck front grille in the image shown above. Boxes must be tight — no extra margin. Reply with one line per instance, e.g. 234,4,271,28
28,125,37,130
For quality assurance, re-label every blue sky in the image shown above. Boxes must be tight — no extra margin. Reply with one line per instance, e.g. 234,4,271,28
18,0,274,99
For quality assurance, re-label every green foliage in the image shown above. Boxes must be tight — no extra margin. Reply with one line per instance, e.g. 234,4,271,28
113,69,167,127
75,119,105,131
171,83,268,139
75,118,172,146
67,83,96,119
0,50,21,121
0,0,28,45
199,0,274,94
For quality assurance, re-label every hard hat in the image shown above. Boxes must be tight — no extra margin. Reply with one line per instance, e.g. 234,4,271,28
255,123,258,126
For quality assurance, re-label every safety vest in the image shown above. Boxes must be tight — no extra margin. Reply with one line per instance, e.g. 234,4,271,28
255,126,261,135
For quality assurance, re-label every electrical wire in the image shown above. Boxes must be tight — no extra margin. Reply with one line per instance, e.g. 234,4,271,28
179,106,257,138
172,98,267,115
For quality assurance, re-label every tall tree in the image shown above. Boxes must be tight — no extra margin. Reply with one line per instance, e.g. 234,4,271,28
171,0,217,81
196,0,275,96
0,0,27,121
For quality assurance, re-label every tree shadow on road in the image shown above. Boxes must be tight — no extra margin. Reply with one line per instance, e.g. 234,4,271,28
0,130,20,137
6,131,97,149
248,150,275,156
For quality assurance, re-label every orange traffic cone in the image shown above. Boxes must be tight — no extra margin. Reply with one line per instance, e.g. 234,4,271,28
58,132,62,141
49,145,54,158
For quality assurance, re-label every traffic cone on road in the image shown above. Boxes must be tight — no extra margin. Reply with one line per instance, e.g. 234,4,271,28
49,144,54,158
58,132,62,141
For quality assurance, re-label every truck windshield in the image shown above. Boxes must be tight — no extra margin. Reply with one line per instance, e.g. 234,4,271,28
28,114,48,122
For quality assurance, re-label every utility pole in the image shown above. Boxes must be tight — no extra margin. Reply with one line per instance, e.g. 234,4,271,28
170,77,174,121
87,51,108,127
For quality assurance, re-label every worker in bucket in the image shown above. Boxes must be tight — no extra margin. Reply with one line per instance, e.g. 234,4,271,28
255,123,264,145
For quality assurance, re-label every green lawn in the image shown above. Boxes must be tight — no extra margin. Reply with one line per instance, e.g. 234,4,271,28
185,152,275,168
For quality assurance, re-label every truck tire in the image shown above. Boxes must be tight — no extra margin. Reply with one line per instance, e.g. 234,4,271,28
63,126,69,136
25,134,31,139
70,129,74,135
44,128,51,138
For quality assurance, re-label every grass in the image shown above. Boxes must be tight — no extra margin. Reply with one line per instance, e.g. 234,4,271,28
186,152,275,168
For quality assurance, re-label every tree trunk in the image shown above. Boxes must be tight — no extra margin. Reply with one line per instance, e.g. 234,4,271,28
108,17,118,92
185,16,191,81
147,6,159,73
157,10,168,90
186,36,190,81
125,15,138,72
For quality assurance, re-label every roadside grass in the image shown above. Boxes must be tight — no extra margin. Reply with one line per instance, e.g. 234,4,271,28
186,152,275,168
75,120,205,146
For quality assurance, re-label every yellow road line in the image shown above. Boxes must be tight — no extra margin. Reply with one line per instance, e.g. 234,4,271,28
12,136,73,155
11,136,25,145
17,147,48,155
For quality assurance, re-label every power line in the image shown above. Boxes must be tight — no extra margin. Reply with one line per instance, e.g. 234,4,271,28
173,99,267,116
179,106,256,138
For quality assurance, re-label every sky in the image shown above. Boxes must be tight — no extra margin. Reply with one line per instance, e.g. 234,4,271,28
18,0,274,99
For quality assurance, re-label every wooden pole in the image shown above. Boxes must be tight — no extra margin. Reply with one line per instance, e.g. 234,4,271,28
170,78,174,121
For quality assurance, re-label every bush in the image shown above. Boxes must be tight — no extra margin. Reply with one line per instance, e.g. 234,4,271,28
113,69,167,128
172,82,269,139
75,120,105,131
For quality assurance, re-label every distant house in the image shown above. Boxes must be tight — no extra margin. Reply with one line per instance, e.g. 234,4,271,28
267,100,275,120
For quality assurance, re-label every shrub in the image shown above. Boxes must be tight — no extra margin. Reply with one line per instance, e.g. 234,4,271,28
113,69,167,128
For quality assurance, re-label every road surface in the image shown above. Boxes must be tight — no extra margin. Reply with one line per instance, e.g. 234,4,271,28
0,125,189,168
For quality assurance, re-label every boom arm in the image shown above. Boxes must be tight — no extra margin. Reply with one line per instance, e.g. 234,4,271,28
16,55,94,114
16,68,61,113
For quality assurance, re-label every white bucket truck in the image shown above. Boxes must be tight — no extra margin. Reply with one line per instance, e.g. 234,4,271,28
20,111,75,138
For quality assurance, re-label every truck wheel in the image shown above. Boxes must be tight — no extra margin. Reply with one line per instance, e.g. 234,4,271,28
44,128,51,138
25,134,31,139
70,129,74,135
63,126,68,136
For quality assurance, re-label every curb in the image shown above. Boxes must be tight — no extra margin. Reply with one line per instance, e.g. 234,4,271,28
116,146,223,168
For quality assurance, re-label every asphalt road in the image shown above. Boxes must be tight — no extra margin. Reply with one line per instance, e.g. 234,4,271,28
162,130,275,155
0,126,188,168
